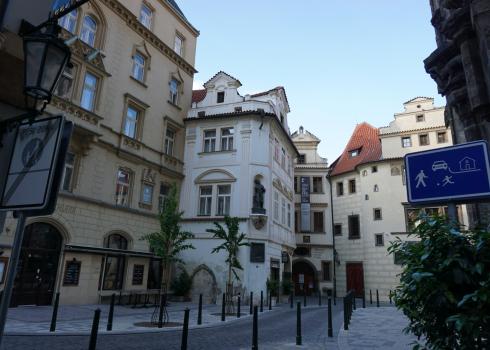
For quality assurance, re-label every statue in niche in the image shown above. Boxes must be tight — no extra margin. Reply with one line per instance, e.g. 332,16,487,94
252,179,266,215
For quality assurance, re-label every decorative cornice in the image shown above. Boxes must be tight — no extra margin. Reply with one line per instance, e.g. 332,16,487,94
51,96,103,125
99,0,197,77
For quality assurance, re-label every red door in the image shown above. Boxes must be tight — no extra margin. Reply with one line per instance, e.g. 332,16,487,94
346,263,364,297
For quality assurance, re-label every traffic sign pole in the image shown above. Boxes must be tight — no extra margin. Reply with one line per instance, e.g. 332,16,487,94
447,203,457,223
0,212,26,347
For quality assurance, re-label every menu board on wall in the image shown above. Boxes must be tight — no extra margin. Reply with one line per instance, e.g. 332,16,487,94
132,264,145,285
63,259,81,286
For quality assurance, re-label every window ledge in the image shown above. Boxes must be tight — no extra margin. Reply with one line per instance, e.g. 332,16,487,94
130,75,148,88
138,202,153,210
167,100,182,110
198,149,237,155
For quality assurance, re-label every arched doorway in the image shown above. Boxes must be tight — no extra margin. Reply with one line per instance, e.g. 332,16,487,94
12,223,63,306
190,265,217,304
292,260,317,296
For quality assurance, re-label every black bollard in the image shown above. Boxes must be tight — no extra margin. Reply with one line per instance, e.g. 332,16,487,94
250,291,253,315
370,290,373,305
237,295,241,318
181,308,190,350
88,309,101,350
304,292,307,307
260,291,263,312
118,290,122,305
221,293,226,321
353,294,356,310
376,289,380,307
268,291,272,311
252,306,258,350
107,293,115,331
343,297,348,330
290,290,294,309
197,294,203,325
389,290,392,304
296,302,302,345
319,291,322,306
327,298,333,338
158,294,165,328
49,292,60,332
362,290,366,308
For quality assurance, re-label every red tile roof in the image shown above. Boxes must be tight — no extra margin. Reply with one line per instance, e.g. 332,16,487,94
192,89,207,103
330,122,381,176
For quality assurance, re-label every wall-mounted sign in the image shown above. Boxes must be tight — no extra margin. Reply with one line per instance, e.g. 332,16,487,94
63,259,81,286
300,176,311,232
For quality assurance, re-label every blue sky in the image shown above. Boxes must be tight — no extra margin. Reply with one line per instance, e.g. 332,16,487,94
178,1,444,162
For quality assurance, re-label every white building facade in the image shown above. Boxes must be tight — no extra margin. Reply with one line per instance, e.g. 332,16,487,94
179,72,297,304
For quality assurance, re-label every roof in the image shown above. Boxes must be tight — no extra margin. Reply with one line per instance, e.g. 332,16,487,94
204,71,242,87
251,86,290,111
330,122,382,176
165,0,199,34
403,96,434,104
192,89,207,103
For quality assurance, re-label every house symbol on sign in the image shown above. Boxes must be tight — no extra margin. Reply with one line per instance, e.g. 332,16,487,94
460,157,476,171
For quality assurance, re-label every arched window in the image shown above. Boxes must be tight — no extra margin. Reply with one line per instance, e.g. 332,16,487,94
80,15,97,47
58,9,78,33
104,233,128,250
102,233,129,290
374,184,379,192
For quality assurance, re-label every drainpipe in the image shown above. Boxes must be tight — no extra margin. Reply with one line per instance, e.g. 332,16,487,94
327,172,337,299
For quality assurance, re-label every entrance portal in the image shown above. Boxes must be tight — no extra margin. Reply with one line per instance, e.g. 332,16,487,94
292,260,316,296
11,223,63,306
346,262,364,297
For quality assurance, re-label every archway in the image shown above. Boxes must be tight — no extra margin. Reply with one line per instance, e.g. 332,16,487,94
11,223,63,306
292,260,317,296
190,265,217,304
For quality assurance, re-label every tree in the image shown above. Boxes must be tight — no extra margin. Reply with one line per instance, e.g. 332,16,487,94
141,183,194,325
207,216,249,314
388,215,490,349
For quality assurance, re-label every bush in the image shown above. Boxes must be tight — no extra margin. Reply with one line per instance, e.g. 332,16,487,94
282,279,293,295
171,270,192,297
266,279,280,296
388,215,490,349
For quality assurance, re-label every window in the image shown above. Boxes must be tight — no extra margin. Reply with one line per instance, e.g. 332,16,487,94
203,130,217,152
216,185,231,216
348,179,356,194
217,91,225,103
313,212,324,233
132,52,146,81
334,224,342,236
375,234,384,246
374,184,379,192
281,198,286,225
322,262,331,281
371,166,378,173
350,148,360,157
115,169,131,206
220,127,234,151
139,3,153,29
141,183,153,205
416,114,425,122
337,182,344,196
158,183,169,213
273,191,279,221
58,9,78,33
374,208,382,220
298,154,306,164
401,137,412,148
80,72,98,111
419,134,429,146
312,177,323,193
102,234,128,290
198,186,212,216
174,33,184,56
287,203,292,228
348,215,360,239
55,64,76,99
80,16,97,46
281,148,286,169
61,152,76,192
437,131,447,143
164,128,175,156
169,78,180,105
123,106,139,139
250,243,265,263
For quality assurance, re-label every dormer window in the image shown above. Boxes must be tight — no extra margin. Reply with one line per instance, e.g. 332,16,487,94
298,154,306,164
350,149,361,158
217,91,225,103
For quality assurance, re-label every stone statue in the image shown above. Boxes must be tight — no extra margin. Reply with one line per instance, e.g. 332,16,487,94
252,179,266,213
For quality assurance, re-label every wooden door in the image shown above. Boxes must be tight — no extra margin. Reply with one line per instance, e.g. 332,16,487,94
346,263,364,297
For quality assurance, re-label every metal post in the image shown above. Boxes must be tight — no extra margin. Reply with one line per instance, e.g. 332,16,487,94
181,308,189,350
237,295,241,318
0,212,26,347
197,294,202,325
343,297,348,330
250,292,253,315
268,292,272,311
327,298,333,338
319,291,322,306
158,294,165,328
376,290,380,307
260,291,263,312
252,306,258,350
88,309,101,350
303,292,307,307
107,293,115,331
369,290,372,305
50,292,60,332
389,291,392,305
362,290,366,308
290,291,293,309
296,302,302,345
221,293,226,321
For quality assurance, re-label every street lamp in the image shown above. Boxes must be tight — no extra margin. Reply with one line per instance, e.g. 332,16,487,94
23,21,71,113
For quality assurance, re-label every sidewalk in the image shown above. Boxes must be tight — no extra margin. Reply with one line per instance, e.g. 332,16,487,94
337,307,423,350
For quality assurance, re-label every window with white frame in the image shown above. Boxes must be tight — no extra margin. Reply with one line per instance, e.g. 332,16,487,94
61,152,76,192
141,183,153,205
58,9,78,33
402,136,412,148
164,128,175,156
158,183,169,213
169,78,179,105
115,169,131,206
220,127,234,151
273,191,279,221
216,185,231,216
174,33,184,56
80,15,97,47
198,186,212,216
203,130,217,152
281,197,286,225
80,72,98,111
123,106,139,139
132,52,146,82
139,3,153,29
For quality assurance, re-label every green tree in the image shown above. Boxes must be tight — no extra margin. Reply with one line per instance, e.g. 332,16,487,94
389,215,490,349
141,183,194,324
207,216,249,313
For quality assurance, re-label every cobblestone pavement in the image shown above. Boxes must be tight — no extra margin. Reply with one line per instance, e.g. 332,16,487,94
338,307,423,350
3,298,344,350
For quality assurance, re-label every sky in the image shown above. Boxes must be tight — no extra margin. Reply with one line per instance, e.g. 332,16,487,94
178,1,444,163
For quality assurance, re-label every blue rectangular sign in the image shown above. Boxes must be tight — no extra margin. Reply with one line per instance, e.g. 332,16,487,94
405,141,490,204
51,0,88,19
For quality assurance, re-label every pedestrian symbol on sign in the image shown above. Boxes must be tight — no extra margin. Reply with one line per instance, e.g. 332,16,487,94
415,170,428,188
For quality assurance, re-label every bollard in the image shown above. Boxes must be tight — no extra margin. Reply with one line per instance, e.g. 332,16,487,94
376,289,380,307
237,295,241,318
353,294,356,310
327,297,333,338
370,290,373,305
389,290,392,304
296,302,302,345
118,290,122,305
158,294,165,328
319,291,322,306
268,292,272,311
250,291,253,315
128,293,132,306
197,294,203,325
88,309,101,350
304,292,307,307
49,292,60,332
343,297,348,330
290,291,294,309
260,291,263,312
252,306,258,350
362,290,366,308
107,293,115,331
221,293,226,322
181,308,190,350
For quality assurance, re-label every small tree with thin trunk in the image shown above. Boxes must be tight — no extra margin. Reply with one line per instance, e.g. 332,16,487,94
207,216,249,314
141,183,194,325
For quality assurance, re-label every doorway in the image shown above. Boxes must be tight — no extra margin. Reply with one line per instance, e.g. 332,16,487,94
346,262,364,297
292,260,316,296
11,223,63,306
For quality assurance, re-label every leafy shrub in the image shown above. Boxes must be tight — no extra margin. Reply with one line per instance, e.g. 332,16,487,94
171,270,192,297
266,279,280,296
389,215,490,349
282,279,293,295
